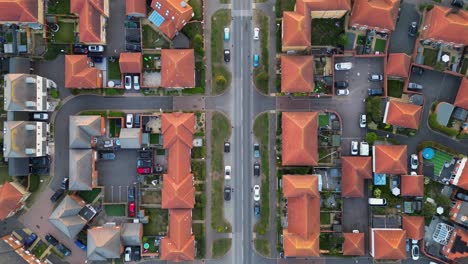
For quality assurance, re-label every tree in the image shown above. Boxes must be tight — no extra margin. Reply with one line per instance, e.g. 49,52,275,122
337,33,348,46
215,75,227,86
422,202,436,219
374,188,382,198
193,34,204,57
366,132,378,145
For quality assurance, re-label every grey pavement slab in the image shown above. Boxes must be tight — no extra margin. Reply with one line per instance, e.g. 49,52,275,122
388,2,420,55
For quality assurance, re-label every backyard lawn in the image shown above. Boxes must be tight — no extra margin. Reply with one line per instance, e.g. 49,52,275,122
423,48,438,67
143,208,168,235
107,58,121,80
104,204,126,216
54,21,75,43
142,25,170,49
78,188,101,203
387,80,404,98
44,44,71,60
432,150,454,176
374,39,386,53
150,134,160,144
311,18,345,46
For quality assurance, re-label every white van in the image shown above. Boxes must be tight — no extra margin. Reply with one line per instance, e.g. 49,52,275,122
360,142,369,156
369,198,387,206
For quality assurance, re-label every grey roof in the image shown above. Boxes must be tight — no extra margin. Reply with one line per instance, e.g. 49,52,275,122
4,74,48,112
87,226,122,261
8,57,30,74
4,121,48,158
8,157,30,176
454,201,468,227
453,107,468,121
436,102,455,126
69,116,102,148
49,195,87,238
119,128,141,149
121,223,142,246
69,149,93,191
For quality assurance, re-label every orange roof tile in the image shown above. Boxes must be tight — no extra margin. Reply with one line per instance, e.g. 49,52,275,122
150,0,193,39
420,6,468,46
341,156,372,198
374,145,408,174
401,175,424,197
71,0,107,43
343,233,365,256
303,0,351,11
282,12,311,49
166,141,192,183
161,49,195,88
0,182,24,220
282,112,318,166
283,229,320,257
0,0,40,23
349,0,400,31
126,0,146,16
162,174,194,208
119,52,142,74
65,55,102,88
385,101,422,130
372,229,407,260
455,78,468,110
386,53,411,78
161,113,195,149
160,209,195,261
443,227,468,261
283,175,319,198
402,215,424,240
281,56,315,93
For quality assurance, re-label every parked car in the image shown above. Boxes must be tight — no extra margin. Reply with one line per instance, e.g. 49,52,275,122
133,76,140,90
254,201,260,216
224,142,230,153
91,56,103,63
411,244,420,260
126,35,141,43
360,142,369,156
452,0,464,8
137,167,151,174
134,113,140,127
411,154,419,170
253,54,259,68
100,152,116,160
124,75,132,90
360,114,367,128
50,188,65,202
56,243,71,256
368,198,387,206
132,248,141,261
351,141,359,155
254,162,260,177
224,49,230,63
408,82,423,90
336,88,349,96
335,62,352,70
45,234,58,246
224,165,231,180
33,113,49,121
224,186,231,201
137,159,152,168
128,186,135,202
61,178,69,190
224,27,230,41
253,185,260,201
368,74,383,81
408,22,418,37
128,201,136,217
334,81,348,89
124,247,132,262
74,240,87,251
412,66,424,76
368,87,383,96
254,144,260,158
126,114,133,128
253,27,259,40
88,45,104,52
126,44,141,52
73,46,88,54
139,151,152,159
23,233,37,248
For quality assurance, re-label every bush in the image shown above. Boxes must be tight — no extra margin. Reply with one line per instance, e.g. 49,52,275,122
366,132,378,145
428,113,459,137
193,34,205,58
366,96,382,122
215,75,227,86
50,89,60,99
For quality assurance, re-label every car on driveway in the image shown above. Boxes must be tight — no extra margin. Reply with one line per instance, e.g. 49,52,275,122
133,76,140,90
224,49,230,63
126,44,141,52
253,54,259,68
128,186,135,202
254,201,260,216
253,27,259,40
125,247,132,262
411,243,420,260
411,154,418,170
56,243,71,256
224,27,230,41
45,234,58,246
351,141,359,155
335,81,348,89
224,186,231,201
368,74,383,81
335,62,352,70
253,185,260,201
128,201,136,217
126,114,133,128
336,88,349,96
88,45,104,53
452,0,464,8
408,82,423,90
137,159,152,168
254,162,260,177
137,167,152,174
408,22,418,37
23,233,37,248
139,150,152,159
360,114,367,128
61,178,69,190
73,45,88,54
50,188,65,202
74,240,87,251
368,87,383,96
125,75,132,90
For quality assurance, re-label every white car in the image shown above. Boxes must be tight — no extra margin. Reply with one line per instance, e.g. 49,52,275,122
33,113,49,121
124,75,132,90
133,75,140,90
224,165,231,180
335,62,353,71
124,247,131,262
126,114,133,128
253,185,260,201
336,88,349,96
351,141,359,155
360,114,367,128
88,45,104,52
253,27,259,40
411,154,418,170
411,244,420,260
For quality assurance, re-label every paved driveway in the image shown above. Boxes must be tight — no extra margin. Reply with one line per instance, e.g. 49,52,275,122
409,68,462,104
97,149,137,203
104,0,127,56
34,55,71,99
388,2,420,55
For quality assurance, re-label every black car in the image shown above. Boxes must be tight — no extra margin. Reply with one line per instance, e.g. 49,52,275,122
73,46,88,54
56,243,71,256
61,178,69,190
224,49,231,63
224,186,231,201
335,81,348,89
126,36,141,43
128,186,135,202
254,162,260,177
224,142,230,153
126,44,141,52
139,151,152,159
452,0,464,8
90,56,103,63
254,201,260,216
408,22,418,37
132,247,141,261
45,234,59,246
50,189,65,202
368,87,383,96
23,233,37,248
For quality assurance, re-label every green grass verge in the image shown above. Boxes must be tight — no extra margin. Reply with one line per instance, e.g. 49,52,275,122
211,10,232,95
374,38,386,53
254,13,269,94
254,239,270,256
193,223,206,258
212,238,232,258
143,208,168,235
107,59,121,80
108,111,125,117
104,204,126,216
387,80,404,98
80,110,106,117
253,113,270,235
55,21,75,43
104,88,125,96
78,188,101,203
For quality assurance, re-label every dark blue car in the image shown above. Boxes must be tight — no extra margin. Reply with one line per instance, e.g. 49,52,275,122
23,233,37,248
74,240,87,251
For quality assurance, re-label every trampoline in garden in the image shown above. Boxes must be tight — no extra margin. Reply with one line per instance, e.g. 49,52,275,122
423,147,435,160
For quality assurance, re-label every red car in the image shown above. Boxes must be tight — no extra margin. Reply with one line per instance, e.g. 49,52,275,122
128,202,135,217
137,167,151,174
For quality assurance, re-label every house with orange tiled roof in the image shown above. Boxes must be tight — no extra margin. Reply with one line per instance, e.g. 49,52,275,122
282,112,318,166
302,0,351,19
420,5,468,48
441,227,468,261
119,52,142,74
386,53,411,79
282,11,311,51
160,209,195,261
126,0,146,17
0,0,44,26
401,174,424,197
373,144,407,175
149,0,194,39
343,232,365,256
70,0,109,44
281,56,314,93
0,182,30,221
383,101,423,130
282,175,320,257
349,0,400,33
402,215,424,240
451,157,468,191
161,49,195,88
369,228,407,260
341,156,372,198
65,55,103,89
455,78,468,110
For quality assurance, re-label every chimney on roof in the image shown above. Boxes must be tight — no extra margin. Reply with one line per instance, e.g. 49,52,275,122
180,1,187,8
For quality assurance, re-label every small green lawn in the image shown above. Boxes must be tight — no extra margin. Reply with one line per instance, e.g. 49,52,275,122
192,160,206,181
387,80,404,98
423,48,438,67
143,208,168,235
357,35,366,45
182,22,203,40
107,58,121,80
104,204,126,216
19,32,27,45
275,0,295,17
32,241,48,259
142,25,170,49
47,0,70,14
318,114,329,127
5,32,13,43
212,238,231,258
374,39,386,53
78,188,101,203
150,134,160,144
54,21,75,43
311,18,346,46
0,166,10,185
254,239,270,256
320,212,331,225
28,175,40,192
44,44,71,60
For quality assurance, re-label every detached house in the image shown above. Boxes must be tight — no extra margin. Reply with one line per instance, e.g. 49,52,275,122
70,0,109,44
383,101,423,130
349,0,400,33
161,49,195,89
282,112,318,166
149,0,194,39
0,0,43,28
